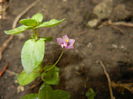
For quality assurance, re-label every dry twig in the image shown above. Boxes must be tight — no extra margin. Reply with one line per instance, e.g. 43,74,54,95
6,69,17,76
112,81,133,93
0,0,40,62
0,63,8,76
99,20,133,28
98,60,115,99
109,21,133,27
0,63,16,76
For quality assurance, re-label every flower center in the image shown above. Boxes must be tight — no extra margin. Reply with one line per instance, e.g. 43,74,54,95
65,39,69,42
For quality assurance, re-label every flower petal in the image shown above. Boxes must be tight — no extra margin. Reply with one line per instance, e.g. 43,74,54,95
56,38,64,45
67,46,74,49
63,35,69,41
69,39,75,45
67,39,75,49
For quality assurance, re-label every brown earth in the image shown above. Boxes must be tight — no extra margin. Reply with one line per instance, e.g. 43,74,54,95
0,0,133,99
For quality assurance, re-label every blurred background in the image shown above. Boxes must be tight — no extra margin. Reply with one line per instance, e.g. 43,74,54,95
0,0,133,99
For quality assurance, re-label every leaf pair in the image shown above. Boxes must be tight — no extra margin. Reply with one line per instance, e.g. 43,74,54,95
21,84,70,99
42,65,60,85
17,65,60,86
5,13,64,35
19,13,43,27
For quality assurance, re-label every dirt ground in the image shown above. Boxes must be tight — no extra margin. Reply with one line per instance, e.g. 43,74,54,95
0,0,133,99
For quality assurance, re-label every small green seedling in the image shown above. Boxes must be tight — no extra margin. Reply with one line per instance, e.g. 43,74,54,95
5,13,75,99
86,88,96,99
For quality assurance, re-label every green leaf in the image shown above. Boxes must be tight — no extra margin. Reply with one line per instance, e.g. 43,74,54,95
86,88,96,99
20,19,38,26
38,84,53,99
4,25,29,35
40,37,53,42
53,90,71,99
32,13,43,23
42,66,60,85
17,67,41,86
38,84,71,99
21,93,38,99
35,19,64,28
21,39,45,73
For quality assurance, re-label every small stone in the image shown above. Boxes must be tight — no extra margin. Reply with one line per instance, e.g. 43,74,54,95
17,86,24,93
112,44,118,48
87,19,99,28
93,0,113,19
87,42,93,48
120,45,126,50
62,0,67,2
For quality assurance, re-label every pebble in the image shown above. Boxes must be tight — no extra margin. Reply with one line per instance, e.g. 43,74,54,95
87,19,99,28
93,0,113,19
112,44,118,48
87,42,93,48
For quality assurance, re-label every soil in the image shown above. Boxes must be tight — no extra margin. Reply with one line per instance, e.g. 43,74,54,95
0,0,133,99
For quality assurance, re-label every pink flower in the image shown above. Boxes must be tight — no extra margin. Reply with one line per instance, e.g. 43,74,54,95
57,35,75,49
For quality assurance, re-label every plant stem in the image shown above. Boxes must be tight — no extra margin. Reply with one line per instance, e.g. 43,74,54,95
45,51,64,72
32,29,38,40
54,51,64,66
41,51,64,81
